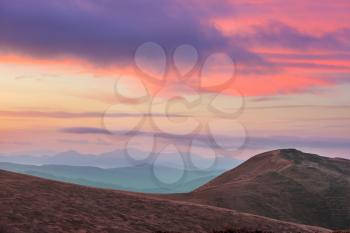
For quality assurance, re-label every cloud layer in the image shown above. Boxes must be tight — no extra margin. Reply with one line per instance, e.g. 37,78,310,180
0,0,263,66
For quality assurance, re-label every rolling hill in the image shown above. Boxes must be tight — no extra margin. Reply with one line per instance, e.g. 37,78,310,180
0,169,331,233
170,149,350,230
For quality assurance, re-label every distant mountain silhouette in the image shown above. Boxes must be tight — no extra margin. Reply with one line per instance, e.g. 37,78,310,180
171,149,350,230
0,149,240,170
0,169,330,233
0,162,222,193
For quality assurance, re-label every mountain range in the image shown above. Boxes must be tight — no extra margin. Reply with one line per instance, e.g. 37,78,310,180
0,149,240,170
0,162,223,193
0,149,349,232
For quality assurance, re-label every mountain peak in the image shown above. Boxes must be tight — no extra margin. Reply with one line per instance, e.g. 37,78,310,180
277,148,302,154
249,148,303,160
254,148,324,164
257,148,305,157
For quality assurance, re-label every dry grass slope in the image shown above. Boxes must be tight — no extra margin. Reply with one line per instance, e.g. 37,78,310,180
0,169,331,233
169,149,350,230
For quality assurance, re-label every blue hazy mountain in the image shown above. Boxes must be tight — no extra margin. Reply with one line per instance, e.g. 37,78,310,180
0,150,133,168
0,149,241,193
0,149,241,170
0,162,237,193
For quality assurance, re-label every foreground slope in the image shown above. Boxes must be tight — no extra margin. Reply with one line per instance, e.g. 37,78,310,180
0,170,329,233
172,149,350,230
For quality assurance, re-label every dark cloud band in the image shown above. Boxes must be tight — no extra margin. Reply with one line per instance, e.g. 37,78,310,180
0,0,263,66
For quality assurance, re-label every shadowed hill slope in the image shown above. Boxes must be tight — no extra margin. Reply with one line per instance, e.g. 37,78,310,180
171,149,350,230
0,169,330,233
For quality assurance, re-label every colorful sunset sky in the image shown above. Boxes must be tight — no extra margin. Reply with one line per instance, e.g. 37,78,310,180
0,0,349,160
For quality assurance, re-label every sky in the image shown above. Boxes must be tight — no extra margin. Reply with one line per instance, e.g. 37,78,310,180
0,0,349,161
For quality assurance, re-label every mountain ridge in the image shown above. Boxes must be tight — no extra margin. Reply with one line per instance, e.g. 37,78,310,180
169,149,350,230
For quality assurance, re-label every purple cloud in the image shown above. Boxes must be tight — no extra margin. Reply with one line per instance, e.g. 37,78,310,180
61,127,111,135
0,110,189,119
61,126,350,151
246,135,350,150
57,139,111,145
235,21,350,52
0,0,264,66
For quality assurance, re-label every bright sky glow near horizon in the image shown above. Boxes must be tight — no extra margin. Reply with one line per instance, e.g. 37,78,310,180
0,0,350,160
